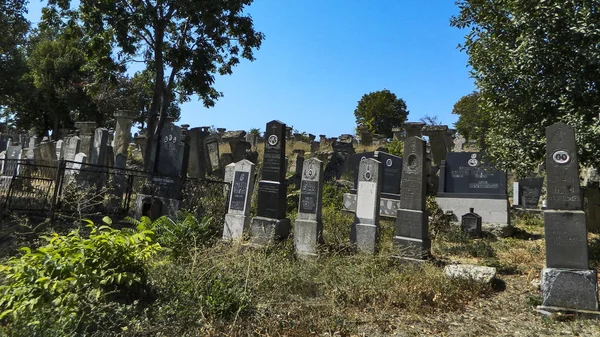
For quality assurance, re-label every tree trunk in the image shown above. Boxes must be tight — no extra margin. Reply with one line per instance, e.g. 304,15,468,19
144,26,166,173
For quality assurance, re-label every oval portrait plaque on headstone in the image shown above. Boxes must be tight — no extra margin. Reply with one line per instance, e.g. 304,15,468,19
553,150,570,164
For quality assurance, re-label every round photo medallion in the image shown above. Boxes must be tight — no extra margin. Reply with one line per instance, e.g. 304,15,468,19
268,135,278,146
553,150,570,164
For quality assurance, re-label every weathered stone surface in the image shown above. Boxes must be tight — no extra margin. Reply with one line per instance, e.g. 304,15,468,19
540,268,598,311
445,264,497,283
351,158,382,254
544,210,589,269
545,122,582,210
223,160,256,241
249,216,291,245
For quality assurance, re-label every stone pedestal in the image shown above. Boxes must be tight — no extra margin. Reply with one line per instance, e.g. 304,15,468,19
114,110,136,169
294,219,320,257
544,210,589,269
539,268,598,311
354,223,378,254
224,214,251,240
249,217,291,245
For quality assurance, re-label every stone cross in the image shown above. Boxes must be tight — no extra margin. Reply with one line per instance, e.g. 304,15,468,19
294,158,324,257
351,157,382,254
223,159,256,240
393,136,429,260
539,122,598,312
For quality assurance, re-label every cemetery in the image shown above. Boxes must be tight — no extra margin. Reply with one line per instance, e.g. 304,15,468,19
1,1,600,336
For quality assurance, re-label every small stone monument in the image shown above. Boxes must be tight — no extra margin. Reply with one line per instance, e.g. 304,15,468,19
351,158,382,254
461,208,482,238
393,136,430,260
294,158,324,257
538,122,598,313
249,120,291,245
223,160,256,240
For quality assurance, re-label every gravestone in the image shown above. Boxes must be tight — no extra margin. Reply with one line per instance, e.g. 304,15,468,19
187,126,211,179
402,122,425,138
55,140,63,160
437,152,509,225
518,177,544,209
393,136,429,260
155,123,186,177
205,135,220,174
4,146,22,176
75,121,96,158
461,208,482,238
422,125,449,166
90,128,109,166
249,120,291,245
223,160,256,240
539,122,598,313
38,141,57,162
114,110,136,169
223,162,236,200
294,158,324,257
350,158,382,254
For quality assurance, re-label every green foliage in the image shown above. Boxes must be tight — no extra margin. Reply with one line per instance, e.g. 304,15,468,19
127,213,216,258
0,0,28,109
0,219,161,335
354,89,409,138
452,91,487,142
321,181,349,210
386,138,404,157
452,1,600,175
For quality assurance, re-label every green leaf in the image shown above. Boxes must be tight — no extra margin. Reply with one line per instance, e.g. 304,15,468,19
102,216,112,225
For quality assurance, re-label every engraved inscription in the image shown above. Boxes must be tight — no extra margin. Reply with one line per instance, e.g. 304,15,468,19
299,180,318,214
229,171,249,211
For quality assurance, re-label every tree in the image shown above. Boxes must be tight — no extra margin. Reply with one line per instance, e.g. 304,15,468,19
354,89,409,137
451,91,489,141
0,0,29,118
48,0,264,171
419,114,441,126
451,1,600,175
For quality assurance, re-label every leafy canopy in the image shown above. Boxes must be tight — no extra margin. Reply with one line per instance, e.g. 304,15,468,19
451,0,600,175
451,91,488,142
354,89,409,138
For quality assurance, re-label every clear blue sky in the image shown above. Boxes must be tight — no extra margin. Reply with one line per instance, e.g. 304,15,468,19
26,1,474,137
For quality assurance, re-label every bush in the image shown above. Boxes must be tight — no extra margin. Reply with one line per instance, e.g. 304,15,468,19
0,218,161,336
386,138,404,157
129,213,216,258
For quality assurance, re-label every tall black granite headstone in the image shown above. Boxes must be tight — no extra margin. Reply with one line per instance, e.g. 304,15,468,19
250,120,291,245
540,122,598,312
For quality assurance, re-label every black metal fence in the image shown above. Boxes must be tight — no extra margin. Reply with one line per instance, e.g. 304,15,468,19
0,159,229,221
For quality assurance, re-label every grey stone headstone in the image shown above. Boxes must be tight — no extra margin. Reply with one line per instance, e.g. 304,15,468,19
72,152,87,170
90,128,109,166
461,208,482,238
205,135,220,174
393,136,430,259
541,268,598,311
55,140,63,160
4,146,21,176
544,210,588,269
223,160,256,240
518,177,544,209
351,158,382,254
546,122,582,210
187,127,211,179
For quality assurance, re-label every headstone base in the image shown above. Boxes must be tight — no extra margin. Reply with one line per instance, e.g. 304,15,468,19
540,267,598,311
134,194,180,220
392,236,431,260
544,210,589,269
353,223,378,254
249,216,291,245
223,213,251,241
294,219,321,257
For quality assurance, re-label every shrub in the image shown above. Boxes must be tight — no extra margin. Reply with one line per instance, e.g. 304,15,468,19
0,218,161,335
386,138,404,157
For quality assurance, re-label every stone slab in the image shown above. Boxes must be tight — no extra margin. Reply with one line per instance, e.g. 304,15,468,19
395,209,428,239
354,223,378,254
249,216,291,245
444,264,496,283
541,268,598,311
223,213,251,241
392,236,431,259
544,210,589,269
436,196,510,224
294,219,321,257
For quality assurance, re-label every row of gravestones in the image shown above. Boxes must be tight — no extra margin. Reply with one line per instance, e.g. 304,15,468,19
221,120,598,314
